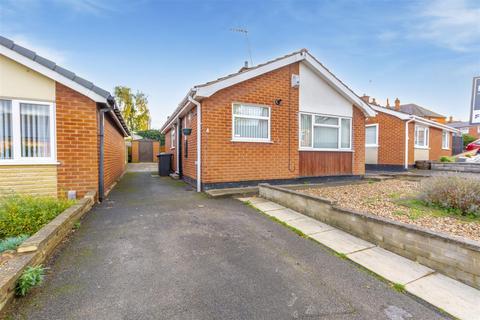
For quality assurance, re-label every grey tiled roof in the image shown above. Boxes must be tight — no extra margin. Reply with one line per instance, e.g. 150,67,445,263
399,103,445,118
448,121,474,128
0,35,129,135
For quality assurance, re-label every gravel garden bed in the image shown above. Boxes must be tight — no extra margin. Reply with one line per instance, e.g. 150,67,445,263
302,179,480,242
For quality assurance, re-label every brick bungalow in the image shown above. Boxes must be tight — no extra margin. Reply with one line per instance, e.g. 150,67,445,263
447,119,480,139
160,49,376,191
0,36,129,200
363,97,458,170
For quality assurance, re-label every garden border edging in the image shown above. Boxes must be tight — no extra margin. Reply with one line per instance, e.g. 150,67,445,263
0,191,96,313
258,183,480,289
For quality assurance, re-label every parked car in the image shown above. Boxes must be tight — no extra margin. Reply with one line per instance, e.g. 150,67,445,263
466,139,480,151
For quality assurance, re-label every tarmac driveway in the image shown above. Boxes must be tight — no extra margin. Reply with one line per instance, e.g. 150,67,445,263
7,172,448,319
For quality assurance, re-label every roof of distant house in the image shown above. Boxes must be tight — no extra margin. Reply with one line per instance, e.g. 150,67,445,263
399,103,445,118
0,35,130,136
447,121,475,128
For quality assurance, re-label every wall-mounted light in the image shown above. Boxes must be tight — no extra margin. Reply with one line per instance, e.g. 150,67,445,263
182,128,192,136
274,99,282,106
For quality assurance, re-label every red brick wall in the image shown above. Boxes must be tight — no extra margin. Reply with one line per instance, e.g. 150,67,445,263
366,112,406,166
104,115,126,193
352,106,366,175
469,126,480,139
181,107,197,179
200,63,300,184
56,83,99,198
429,127,452,160
164,128,176,172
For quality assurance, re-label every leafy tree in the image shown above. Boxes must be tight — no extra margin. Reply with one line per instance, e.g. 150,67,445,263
136,129,165,145
463,134,476,148
114,86,151,132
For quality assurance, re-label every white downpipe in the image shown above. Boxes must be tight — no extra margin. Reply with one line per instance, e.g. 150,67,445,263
188,96,202,192
405,118,415,169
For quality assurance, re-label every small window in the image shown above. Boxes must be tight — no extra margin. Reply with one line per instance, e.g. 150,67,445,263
232,103,270,142
299,113,351,150
414,125,429,148
170,128,175,149
365,125,378,147
20,103,51,157
442,131,450,149
0,100,13,159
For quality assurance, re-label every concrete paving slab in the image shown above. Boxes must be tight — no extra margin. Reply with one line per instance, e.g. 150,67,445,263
264,208,305,222
348,247,434,285
310,229,376,254
237,197,267,204
254,201,285,212
206,186,258,198
287,217,334,235
406,273,480,320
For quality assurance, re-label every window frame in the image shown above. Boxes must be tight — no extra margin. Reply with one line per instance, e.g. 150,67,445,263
0,98,56,165
298,112,352,151
365,124,379,147
231,102,271,143
414,125,429,149
170,127,175,149
442,130,450,150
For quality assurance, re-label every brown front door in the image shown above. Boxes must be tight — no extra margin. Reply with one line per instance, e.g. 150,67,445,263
139,141,153,162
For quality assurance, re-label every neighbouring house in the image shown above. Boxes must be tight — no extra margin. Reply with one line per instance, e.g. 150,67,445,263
391,100,447,124
363,96,458,170
0,35,130,200
447,118,480,139
160,49,376,191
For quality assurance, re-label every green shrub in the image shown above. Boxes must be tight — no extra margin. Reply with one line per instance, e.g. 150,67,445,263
439,156,454,162
420,176,480,217
0,235,28,253
463,134,476,148
16,265,45,296
0,195,74,239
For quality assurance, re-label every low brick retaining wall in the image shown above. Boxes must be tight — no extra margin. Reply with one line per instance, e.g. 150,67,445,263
259,184,480,289
431,162,480,173
0,191,95,313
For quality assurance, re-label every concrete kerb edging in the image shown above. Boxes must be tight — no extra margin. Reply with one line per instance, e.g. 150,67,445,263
0,191,96,313
258,183,480,289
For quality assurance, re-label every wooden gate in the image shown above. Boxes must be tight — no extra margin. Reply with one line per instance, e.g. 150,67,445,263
139,141,154,162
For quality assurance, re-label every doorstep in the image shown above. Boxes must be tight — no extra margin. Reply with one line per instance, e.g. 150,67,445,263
238,196,480,320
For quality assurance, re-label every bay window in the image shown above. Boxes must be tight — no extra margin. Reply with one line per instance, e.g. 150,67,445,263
232,103,270,142
299,112,351,150
442,130,450,149
0,99,55,164
414,125,429,148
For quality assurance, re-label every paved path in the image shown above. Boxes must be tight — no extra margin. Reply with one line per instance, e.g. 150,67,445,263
7,173,448,319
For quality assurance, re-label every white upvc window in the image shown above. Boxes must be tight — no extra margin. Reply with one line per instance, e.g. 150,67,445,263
442,130,450,149
414,125,429,148
299,112,352,151
232,103,270,142
0,98,56,165
170,128,175,149
365,124,379,147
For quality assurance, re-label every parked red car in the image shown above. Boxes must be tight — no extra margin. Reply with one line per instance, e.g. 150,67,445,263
466,139,480,151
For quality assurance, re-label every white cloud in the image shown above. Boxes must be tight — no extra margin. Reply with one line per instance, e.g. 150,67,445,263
411,0,480,52
9,34,68,65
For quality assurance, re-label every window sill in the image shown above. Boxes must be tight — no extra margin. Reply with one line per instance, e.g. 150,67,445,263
414,146,429,150
366,145,379,148
0,161,60,166
231,139,273,144
442,148,451,150
299,148,353,152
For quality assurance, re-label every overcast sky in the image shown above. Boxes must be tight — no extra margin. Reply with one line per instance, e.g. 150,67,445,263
1,0,479,128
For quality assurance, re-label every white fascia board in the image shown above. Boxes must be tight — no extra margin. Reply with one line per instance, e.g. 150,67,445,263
195,52,306,98
412,116,460,133
0,46,109,104
303,54,376,117
370,105,410,120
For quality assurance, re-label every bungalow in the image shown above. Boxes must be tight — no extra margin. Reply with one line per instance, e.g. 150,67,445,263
363,97,458,170
0,35,129,200
160,49,376,191
447,119,480,139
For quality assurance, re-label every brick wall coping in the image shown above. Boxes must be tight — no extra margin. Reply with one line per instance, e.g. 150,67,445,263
0,191,96,313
